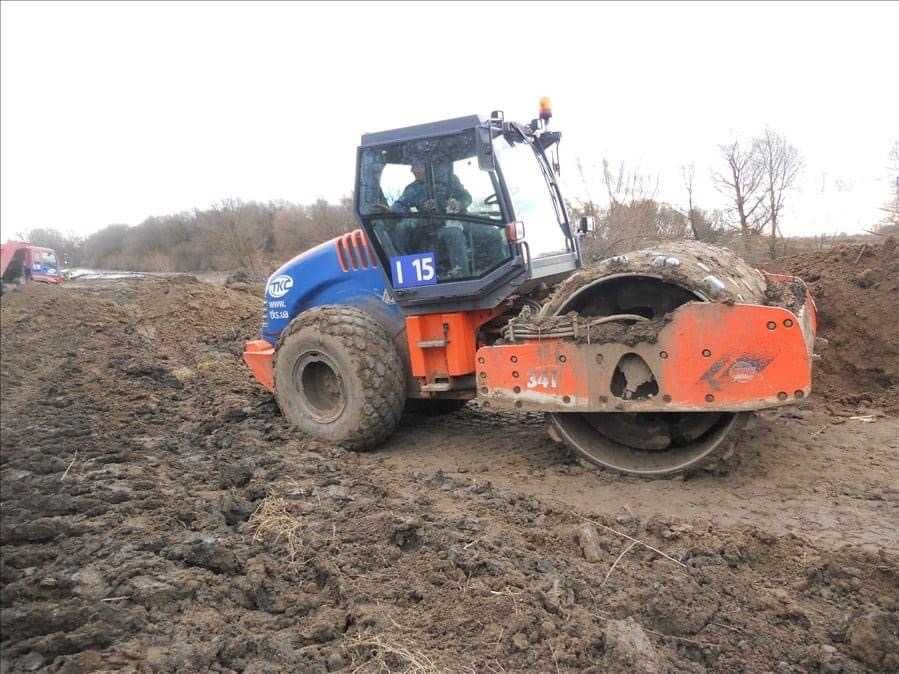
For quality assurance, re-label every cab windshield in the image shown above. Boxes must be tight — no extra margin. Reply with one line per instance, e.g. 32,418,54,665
493,131,572,259
33,250,58,273
358,128,513,287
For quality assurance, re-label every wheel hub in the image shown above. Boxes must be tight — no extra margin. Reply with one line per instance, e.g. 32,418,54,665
292,351,346,423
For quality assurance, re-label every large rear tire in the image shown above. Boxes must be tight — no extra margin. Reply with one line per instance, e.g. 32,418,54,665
274,306,405,451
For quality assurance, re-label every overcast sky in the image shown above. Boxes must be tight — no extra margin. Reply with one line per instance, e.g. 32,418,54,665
2,1,897,241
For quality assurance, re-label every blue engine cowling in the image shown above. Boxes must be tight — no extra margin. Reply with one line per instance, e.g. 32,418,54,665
260,231,406,349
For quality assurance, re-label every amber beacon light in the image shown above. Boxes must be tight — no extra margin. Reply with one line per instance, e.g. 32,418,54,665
539,97,553,122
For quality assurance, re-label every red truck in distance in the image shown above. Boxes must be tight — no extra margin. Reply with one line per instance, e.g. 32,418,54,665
1,241,64,292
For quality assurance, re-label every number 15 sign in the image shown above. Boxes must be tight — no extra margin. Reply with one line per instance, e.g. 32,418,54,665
389,252,437,288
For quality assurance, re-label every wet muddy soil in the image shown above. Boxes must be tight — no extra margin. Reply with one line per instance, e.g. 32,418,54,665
1,266,897,673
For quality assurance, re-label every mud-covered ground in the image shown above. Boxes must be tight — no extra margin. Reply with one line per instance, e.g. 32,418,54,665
1,242,898,673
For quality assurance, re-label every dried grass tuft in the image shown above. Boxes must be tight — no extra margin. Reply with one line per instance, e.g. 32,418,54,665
247,494,304,562
349,632,440,674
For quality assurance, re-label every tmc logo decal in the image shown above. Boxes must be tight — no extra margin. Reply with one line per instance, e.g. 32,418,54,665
267,274,294,298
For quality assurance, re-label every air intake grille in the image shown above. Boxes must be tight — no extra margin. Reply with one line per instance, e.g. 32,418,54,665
336,229,377,272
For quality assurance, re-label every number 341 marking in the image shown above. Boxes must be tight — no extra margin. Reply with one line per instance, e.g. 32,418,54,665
527,368,559,389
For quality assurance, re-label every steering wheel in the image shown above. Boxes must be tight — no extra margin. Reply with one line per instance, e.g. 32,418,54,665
483,193,499,206
370,202,391,214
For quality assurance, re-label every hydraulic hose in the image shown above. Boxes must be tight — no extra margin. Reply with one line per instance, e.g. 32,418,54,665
502,312,648,342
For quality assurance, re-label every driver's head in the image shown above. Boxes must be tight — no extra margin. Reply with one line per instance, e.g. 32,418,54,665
411,161,426,182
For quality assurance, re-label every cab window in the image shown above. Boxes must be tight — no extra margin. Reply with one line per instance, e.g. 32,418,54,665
493,134,571,259
358,129,512,286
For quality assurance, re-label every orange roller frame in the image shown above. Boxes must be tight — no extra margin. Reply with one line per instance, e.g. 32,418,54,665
476,301,815,413
243,339,275,392
657,302,812,408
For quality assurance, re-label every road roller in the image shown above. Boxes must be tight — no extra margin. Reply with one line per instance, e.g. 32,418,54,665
244,102,817,476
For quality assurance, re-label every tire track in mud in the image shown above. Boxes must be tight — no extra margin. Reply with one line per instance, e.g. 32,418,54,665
381,404,899,555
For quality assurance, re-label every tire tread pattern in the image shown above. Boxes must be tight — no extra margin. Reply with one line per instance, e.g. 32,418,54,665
273,306,405,451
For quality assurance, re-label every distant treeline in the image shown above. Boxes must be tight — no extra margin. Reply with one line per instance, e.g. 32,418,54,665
19,193,893,275
23,198,357,273
24,193,732,274
16,138,897,273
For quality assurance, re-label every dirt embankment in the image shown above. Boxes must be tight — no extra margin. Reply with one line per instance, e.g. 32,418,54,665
772,237,899,414
1,272,897,673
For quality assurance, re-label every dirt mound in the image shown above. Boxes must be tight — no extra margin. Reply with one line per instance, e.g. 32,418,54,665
223,270,266,296
774,238,899,414
2,278,898,673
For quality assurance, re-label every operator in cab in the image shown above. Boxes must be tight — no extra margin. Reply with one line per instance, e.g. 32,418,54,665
391,160,472,215
392,161,473,278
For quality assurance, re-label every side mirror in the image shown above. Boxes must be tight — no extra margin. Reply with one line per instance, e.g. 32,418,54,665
476,126,495,171
577,215,596,235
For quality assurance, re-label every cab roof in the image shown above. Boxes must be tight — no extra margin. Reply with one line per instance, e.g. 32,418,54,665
360,115,483,148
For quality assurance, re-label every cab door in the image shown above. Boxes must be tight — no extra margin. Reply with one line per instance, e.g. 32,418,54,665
355,124,527,314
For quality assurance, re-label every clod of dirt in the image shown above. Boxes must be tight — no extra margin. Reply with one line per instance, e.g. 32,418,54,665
218,460,254,488
298,607,349,644
574,523,604,562
71,567,108,600
126,575,183,608
601,617,661,674
18,652,44,671
225,270,265,295
845,609,899,670
644,581,719,636
856,268,878,288
164,538,242,574
219,492,252,525
511,632,529,652
391,518,423,551
804,643,857,673
324,650,346,671
170,366,196,383
4,518,74,544
225,270,251,286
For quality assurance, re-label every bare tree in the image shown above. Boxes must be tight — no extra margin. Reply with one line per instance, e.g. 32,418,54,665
595,158,672,251
601,158,660,207
712,139,768,251
755,128,803,258
678,164,728,243
680,163,705,240
574,157,601,218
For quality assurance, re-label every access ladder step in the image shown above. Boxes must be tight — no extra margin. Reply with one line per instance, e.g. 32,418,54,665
420,382,452,392
417,339,448,348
